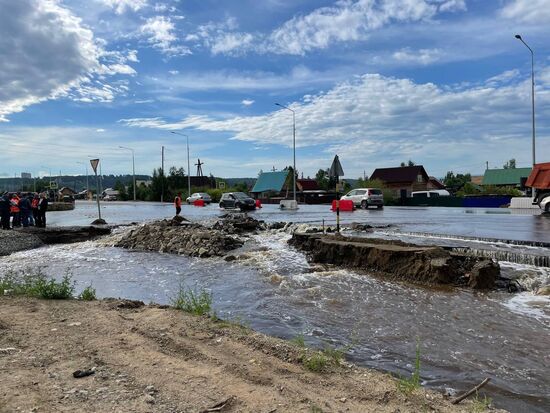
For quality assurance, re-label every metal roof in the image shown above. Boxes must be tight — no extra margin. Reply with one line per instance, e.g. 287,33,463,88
370,165,429,184
481,168,532,186
251,171,289,193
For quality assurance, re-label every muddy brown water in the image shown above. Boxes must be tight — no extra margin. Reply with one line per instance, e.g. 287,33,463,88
2,203,550,412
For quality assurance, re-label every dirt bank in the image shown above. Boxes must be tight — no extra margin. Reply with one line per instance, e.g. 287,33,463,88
0,297,501,413
289,232,501,289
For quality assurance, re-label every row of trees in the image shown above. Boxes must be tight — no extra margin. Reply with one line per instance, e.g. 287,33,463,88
112,167,250,202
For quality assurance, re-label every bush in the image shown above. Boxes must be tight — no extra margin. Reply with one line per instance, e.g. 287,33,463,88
0,269,74,299
206,188,223,202
171,286,213,315
79,285,96,301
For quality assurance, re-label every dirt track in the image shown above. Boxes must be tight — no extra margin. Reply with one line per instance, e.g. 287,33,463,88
0,297,500,413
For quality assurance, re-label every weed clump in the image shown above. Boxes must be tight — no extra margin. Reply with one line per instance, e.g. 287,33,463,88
397,339,422,394
303,345,345,372
79,285,97,301
471,391,492,412
0,270,74,299
171,286,212,316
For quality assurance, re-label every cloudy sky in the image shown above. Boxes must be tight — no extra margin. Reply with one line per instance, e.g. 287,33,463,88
1,0,549,179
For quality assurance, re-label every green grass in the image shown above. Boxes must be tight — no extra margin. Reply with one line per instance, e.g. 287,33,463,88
290,334,306,348
0,269,75,299
79,285,97,301
171,286,213,316
303,345,345,372
397,340,422,394
471,391,492,413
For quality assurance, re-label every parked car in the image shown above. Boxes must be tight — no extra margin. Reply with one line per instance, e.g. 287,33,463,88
411,190,450,198
340,188,384,209
219,192,256,211
186,192,212,204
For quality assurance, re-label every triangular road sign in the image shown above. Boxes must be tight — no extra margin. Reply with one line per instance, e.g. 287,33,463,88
90,158,100,173
329,155,344,178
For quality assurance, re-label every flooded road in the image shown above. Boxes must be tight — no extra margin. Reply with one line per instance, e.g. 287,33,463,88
53,201,550,243
3,202,550,412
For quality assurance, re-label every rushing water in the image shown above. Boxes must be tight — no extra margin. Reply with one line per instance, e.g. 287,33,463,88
2,203,550,412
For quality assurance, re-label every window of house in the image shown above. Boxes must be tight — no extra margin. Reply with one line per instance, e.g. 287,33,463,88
417,174,423,183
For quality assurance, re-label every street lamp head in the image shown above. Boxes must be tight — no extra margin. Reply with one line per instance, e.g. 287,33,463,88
515,34,522,40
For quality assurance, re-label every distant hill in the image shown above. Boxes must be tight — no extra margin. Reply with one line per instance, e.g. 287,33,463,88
0,174,150,192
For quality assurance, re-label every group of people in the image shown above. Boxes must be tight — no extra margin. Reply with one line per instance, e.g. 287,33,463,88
0,192,49,230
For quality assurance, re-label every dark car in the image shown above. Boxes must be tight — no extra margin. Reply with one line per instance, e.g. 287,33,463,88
219,192,256,211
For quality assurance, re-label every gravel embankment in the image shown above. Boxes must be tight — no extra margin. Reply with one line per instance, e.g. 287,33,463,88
0,230,43,256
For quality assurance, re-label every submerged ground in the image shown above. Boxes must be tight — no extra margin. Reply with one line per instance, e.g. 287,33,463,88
1,202,549,412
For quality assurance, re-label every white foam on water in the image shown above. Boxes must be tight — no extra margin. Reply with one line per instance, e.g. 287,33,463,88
502,293,550,322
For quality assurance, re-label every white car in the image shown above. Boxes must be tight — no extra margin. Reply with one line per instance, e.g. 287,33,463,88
340,188,384,209
186,192,212,204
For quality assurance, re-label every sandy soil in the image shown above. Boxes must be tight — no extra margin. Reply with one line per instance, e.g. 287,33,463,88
0,297,501,413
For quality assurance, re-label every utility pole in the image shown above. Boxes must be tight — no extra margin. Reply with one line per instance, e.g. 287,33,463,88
275,103,297,204
161,146,165,203
119,146,136,201
170,131,191,199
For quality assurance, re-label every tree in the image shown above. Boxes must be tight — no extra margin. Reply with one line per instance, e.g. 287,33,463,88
150,168,168,201
503,159,516,169
400,160,416,167
315,169,329,191
114,180,128,201
443,171,472,191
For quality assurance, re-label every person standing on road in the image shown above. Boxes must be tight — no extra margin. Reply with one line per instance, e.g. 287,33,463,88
0,192,11,230
19,194,32,227
174,192,182,215
31,194,39,226
37,192,49,228
10,193,21,227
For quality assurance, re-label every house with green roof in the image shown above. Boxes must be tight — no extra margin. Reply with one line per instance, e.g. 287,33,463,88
481,167,532,188
251,170,290,198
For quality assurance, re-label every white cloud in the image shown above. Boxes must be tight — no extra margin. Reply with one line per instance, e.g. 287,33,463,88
120,71,550,176
0,0,135,121
265,0,440,55
144,65,349,92
485,69,521,86
211,32,254,55
241,99,255,106
99,0,148,14
434,0,467,13
140,15,191,56
392,48,443,65
500,0,550,24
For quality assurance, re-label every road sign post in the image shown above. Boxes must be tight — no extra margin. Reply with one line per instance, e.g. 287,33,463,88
90,159,102,221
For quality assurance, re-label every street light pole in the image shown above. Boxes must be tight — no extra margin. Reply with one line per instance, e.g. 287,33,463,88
76,161,89,196
119,146,136,201
170,131,191,199
275,103,296,202
515,34,536,166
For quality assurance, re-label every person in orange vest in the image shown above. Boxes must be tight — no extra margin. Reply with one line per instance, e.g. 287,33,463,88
174,192,182,215
31,194,39,226
10,193,21,227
